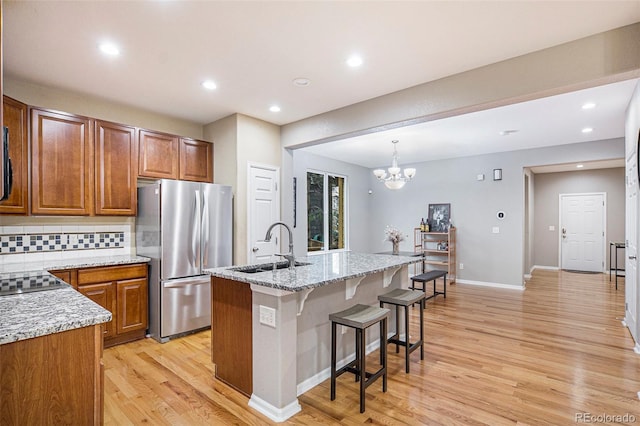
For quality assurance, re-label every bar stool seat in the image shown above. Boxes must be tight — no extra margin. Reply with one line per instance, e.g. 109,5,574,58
378,289,425,373
329,304,390,413
411,269,448,302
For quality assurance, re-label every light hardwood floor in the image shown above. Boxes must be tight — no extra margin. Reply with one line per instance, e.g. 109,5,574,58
104,270,640,425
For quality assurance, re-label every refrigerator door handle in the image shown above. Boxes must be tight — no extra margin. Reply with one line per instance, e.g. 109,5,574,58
193,190,202,269
202,188,210,269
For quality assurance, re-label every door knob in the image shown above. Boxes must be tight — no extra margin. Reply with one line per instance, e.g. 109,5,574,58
629,255,637,260
252,247,259,252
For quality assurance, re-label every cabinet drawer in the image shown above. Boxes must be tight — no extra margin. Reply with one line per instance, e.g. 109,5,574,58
78,264,147,285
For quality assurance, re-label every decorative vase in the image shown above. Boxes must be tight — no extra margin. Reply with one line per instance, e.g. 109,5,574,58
392,241,399,255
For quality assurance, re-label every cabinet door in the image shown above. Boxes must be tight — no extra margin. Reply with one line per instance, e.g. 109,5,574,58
138,129,178,179
116,277,148,334
31,108,93,215
78,282,116,338
95,120,137,215
179,138,213,182
0,97,28,214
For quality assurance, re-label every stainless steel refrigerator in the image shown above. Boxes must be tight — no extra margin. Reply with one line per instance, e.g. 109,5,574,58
136,179,232,343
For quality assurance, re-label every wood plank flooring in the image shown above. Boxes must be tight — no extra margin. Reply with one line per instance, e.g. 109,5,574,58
104,270,640,425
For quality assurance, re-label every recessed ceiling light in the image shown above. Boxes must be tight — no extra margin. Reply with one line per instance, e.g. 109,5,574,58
346,55,363,67
202,80,217,90
99,42,120,56
499,129,519,136
582,102,596,110
582,127,593,133
292,78,311,87
576,164,584,168
269,105,281,113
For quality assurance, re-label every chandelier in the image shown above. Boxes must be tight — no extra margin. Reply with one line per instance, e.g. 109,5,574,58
373,140,416,190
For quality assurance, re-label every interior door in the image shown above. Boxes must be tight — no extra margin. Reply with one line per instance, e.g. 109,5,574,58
560,193,605,272
625,147,638,343
248,164,279,264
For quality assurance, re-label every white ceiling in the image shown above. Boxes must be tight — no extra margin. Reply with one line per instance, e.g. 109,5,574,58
303,79,639,169
4,1,640,128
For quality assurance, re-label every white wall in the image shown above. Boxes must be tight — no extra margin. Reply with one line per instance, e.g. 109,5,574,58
533,168,625,269
366,138,624,288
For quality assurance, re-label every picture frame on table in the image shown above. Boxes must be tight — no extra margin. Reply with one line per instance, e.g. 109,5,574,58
428,203,451,232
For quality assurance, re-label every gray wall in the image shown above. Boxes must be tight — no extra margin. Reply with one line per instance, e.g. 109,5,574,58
533,168,625,269
364,138,624,288
290,150,371,257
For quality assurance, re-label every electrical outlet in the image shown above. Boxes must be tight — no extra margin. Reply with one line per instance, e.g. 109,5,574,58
259,305,276,328
459,263,464,270
492,226,500,234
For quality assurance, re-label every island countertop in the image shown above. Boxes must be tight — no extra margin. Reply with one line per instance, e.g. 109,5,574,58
205,251,421,292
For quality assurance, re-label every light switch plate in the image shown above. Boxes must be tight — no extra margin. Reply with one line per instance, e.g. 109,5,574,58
492,227,500,234
549,225,555,231
477,174,485,181
259,305,276,328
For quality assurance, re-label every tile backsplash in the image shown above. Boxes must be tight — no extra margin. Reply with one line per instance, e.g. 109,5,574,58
0,220,134,265
0,232,125,254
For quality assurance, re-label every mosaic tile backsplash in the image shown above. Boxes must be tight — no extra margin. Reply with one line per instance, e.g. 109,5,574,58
0,232,125,255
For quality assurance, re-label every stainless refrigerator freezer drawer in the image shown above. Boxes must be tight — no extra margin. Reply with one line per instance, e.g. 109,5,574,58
161,276,211,338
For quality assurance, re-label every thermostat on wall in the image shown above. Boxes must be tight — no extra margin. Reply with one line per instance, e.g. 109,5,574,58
497,211,505,220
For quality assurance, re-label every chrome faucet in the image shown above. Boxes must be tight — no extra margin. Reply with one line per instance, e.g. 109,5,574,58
264,222,295,270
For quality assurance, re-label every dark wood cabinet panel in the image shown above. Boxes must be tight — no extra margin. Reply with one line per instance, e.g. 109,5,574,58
179,138,213,182
95,120,137,215
31,108,93,215
78,282,116,339
211,277,252,396
49,269,78,289
0,97,28,214
0,325,104,425
138,129,179,179
116,277,148,334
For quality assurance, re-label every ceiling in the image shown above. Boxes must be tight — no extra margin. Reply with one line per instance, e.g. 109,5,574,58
303,78,639,169
3,1,640,128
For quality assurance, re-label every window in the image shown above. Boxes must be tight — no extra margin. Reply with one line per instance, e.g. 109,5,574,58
307,171,347,252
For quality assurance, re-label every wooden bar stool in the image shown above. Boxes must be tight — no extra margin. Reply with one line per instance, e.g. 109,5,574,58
378,288,426,373
329,304,390,413
411,269,448,302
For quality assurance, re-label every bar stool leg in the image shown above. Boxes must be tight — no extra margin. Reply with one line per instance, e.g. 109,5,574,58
419,299,425,360
382,317,388,392
331,321,337,401
358,328,366,413
355,329,360,383
404,304,410,373
444,274,447,298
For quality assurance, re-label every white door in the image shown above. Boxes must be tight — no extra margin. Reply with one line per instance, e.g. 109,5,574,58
625,149,638,343
560,193,605,272
248,164,279,264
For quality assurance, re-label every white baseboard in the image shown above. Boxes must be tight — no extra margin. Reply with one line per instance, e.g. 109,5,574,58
456,279,525,290
524,274,532,280
532,265,560,271
296,331,391,396
248,393,301,423
634,344,640,355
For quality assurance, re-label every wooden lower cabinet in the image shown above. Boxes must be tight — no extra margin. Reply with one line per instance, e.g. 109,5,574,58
0,324,104,425
55,263,149,348
211,277,252,396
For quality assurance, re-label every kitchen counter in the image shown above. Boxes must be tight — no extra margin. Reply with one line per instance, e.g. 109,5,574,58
208,251,420,422
0,254,151,275
0,255,149,345
206,251,421,291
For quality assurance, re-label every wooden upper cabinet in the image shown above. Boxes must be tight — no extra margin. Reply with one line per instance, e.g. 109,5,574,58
179,138,213,182
95,120,137,215
138,129,179,179
0,97,28,214
31,108,93,215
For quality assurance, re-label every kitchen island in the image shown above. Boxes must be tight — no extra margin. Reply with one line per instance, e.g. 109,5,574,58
206,251,421,422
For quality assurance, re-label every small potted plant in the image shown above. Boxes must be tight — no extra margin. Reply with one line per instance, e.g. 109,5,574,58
384,225,405,255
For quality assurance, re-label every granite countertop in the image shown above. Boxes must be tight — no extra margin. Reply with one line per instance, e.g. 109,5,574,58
0,254,150,276
0,255,147,345
206,251,421,292
0,282,112,345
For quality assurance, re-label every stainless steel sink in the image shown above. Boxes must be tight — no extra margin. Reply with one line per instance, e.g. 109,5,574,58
229,261,311,274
